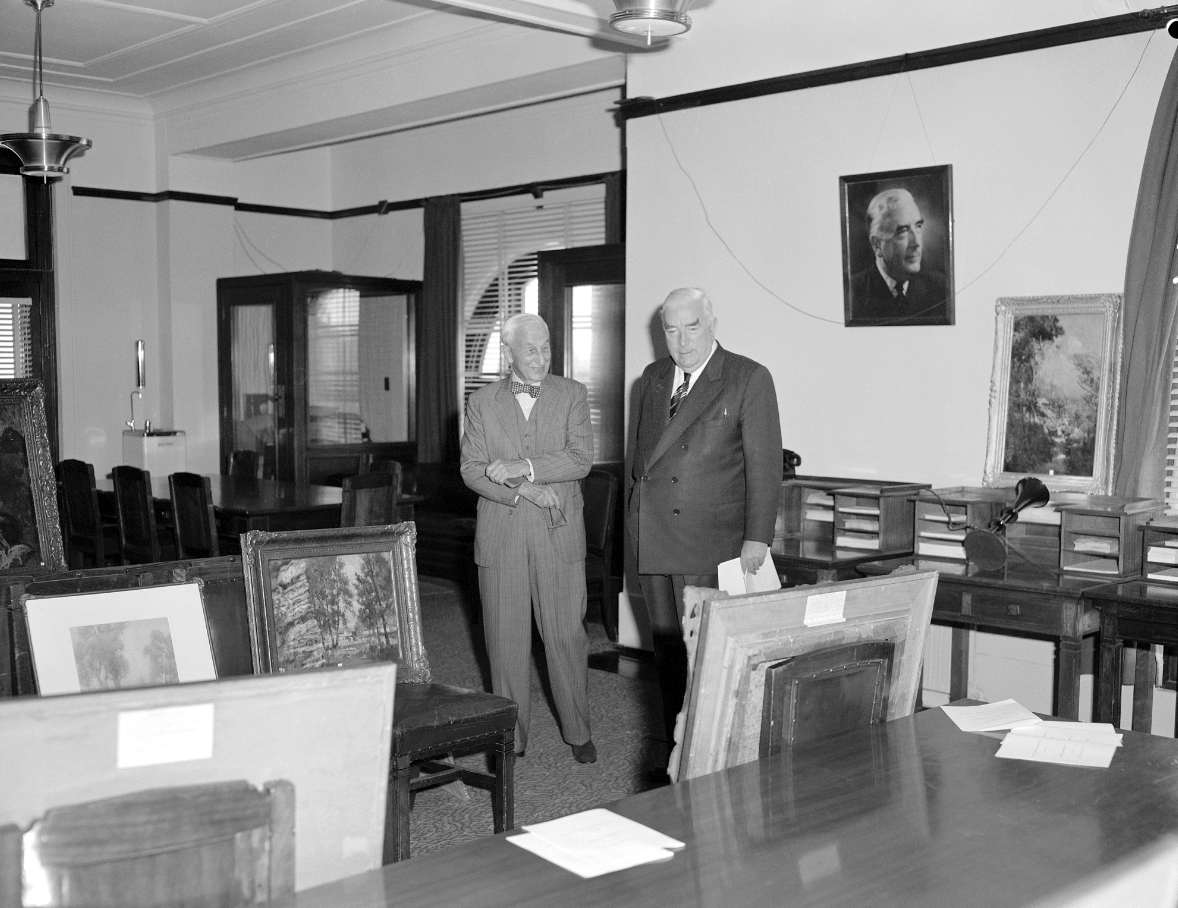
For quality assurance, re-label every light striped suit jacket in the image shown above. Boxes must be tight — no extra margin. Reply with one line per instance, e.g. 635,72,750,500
460,374,593,566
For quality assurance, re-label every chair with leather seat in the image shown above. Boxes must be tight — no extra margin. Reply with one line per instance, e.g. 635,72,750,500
0,779,294,908
112,465,171,564
582,469,619,640
229,449,259,479
341,471,396,527
169,472,220,559
56,459,120,569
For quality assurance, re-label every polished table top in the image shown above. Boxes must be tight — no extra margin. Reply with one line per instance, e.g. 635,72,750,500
282,707,1178,908
98,475,342,516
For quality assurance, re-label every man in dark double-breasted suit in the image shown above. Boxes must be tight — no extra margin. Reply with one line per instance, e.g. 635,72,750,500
460,313,596,763
629,288,782,748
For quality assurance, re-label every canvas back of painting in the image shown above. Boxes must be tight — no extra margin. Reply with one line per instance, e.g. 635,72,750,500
678,570,938,781
0,663,396,892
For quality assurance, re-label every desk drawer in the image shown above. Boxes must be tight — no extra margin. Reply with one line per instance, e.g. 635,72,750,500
934,587,1069,635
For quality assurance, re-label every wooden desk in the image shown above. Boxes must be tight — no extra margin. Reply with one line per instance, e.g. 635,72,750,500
282,707,1178,908
98,475,343,539
771,536,908,585
862,557,1105,720
1088,578,1178,734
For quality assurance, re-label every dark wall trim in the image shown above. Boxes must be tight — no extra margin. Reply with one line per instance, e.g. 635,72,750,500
72,170,620,221
619,6,1178,120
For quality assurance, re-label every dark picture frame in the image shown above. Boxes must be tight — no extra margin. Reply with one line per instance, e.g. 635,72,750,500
241,522,429,682
840,165,954,327
0,380,65,574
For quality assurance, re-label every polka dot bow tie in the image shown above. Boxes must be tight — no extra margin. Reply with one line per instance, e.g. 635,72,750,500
510,380,541,398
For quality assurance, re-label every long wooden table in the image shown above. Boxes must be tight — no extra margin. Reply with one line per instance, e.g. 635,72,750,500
281,707,1178,908
98,475,343,538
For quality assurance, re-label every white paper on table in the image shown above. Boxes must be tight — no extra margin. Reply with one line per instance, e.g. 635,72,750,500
996,730,1119,768
717,548,782,596
941,699,1042,733
523,808,685,852
1024,721,1123,746
507,832,675,878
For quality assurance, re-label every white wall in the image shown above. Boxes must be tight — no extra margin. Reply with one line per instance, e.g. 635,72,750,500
624,17,1175,707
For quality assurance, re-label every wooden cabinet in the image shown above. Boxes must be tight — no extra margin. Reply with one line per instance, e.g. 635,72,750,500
1139,519,1178,582
216,272,420,486
912,487,1007,561
1057,497,1161,577
776,477,929,554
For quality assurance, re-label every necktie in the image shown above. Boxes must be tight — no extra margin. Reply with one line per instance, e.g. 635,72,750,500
669,373,691,420
510,380,541,398
895,283,907,301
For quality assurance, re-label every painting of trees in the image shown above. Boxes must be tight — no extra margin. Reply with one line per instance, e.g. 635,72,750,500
1003,313,1101,477
354,551,400,661
70,617,179,691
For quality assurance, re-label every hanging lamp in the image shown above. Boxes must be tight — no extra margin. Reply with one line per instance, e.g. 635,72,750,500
609,0,694,44
0,0,91,180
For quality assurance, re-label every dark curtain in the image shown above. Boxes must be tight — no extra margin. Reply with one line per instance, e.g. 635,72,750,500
1114,47,1178,499
604,171,625,245
417,196,461,464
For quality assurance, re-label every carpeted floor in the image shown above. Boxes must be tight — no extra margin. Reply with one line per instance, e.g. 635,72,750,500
408,577,671,858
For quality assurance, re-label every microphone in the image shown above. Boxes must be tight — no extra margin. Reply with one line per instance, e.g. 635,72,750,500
962,477,1051,571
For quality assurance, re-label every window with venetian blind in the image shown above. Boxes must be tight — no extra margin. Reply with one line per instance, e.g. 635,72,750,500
461,186,605,405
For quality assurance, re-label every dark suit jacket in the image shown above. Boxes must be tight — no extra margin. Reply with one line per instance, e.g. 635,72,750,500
629,344,781,575
848,266,948,325
460,374,592,566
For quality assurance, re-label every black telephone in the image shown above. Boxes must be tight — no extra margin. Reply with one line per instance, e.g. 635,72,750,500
783,448,802,479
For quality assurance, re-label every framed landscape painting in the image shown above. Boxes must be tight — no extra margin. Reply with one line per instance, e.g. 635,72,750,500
241,522,429,682
983,294,1122,494
0,380,65,574
23,581,217,696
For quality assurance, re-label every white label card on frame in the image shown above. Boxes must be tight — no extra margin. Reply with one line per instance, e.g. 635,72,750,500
803,590,847,627
117,703,215,768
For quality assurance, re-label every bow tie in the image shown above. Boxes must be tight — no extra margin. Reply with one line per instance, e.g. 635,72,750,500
510,380,541,399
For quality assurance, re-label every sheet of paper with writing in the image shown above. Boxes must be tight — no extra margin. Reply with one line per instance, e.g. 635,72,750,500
717,549,782,596
507,809,684,878
941,699,1041,733
996,722,1123,769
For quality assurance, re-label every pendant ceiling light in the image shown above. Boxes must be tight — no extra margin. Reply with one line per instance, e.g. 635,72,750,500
609,0,694,44
0,0,91,181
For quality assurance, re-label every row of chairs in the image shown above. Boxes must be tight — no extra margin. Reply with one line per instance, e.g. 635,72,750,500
57,460,218,569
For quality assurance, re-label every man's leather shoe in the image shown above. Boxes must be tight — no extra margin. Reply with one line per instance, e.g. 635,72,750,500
571,740,597,764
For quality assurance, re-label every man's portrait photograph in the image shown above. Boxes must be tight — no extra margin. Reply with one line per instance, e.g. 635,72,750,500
839,165,954,327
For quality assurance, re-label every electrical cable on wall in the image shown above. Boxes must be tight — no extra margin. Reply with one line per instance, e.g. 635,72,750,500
655,30,1156,324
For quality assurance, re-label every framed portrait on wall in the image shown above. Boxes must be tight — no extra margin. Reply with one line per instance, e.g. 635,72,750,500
840,165,954,327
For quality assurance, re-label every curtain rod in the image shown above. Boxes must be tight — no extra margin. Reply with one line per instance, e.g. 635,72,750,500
619,5,1178,120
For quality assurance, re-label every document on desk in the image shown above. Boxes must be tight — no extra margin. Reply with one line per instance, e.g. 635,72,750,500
508,808,685,878
718,549,782,596
996,722,1123,768
941,699,1042,733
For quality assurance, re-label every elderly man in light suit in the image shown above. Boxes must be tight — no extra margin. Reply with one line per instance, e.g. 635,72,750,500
460,313,596,763
630,288,782,749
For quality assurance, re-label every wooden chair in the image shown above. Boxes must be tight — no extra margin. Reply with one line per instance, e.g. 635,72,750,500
229,449,259,479
112,466,164,564
759,640,894,756
168,472,220,559
56,460,120,569
0,779,295,907
582,469,619,640
341,471,396,527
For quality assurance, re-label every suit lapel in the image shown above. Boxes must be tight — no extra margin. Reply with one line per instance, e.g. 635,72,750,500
494,380,527,455
644,346,728,469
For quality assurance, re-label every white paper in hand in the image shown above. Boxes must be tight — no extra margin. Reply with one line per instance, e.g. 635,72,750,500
717,548,781,596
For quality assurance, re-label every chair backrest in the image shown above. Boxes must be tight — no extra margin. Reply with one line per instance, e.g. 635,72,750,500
759,639,894,756
1,779,295,907
229,449,259,479
112,466,160,564
582,469,618,560
340,472,395,527
360,457,404,497
57,459,102,539
169,472,220,559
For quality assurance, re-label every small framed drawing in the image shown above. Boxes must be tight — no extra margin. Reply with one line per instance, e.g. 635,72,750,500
0,379,65,574
23,581,217,696
839,165,954,327
240,522,429,682
982,294,1122,495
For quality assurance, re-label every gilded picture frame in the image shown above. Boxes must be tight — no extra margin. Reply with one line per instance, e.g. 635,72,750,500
241,522,429,683
982,294,1122,495
0,379,65,574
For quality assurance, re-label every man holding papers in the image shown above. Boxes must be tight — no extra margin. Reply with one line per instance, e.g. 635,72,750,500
629,288,782,749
